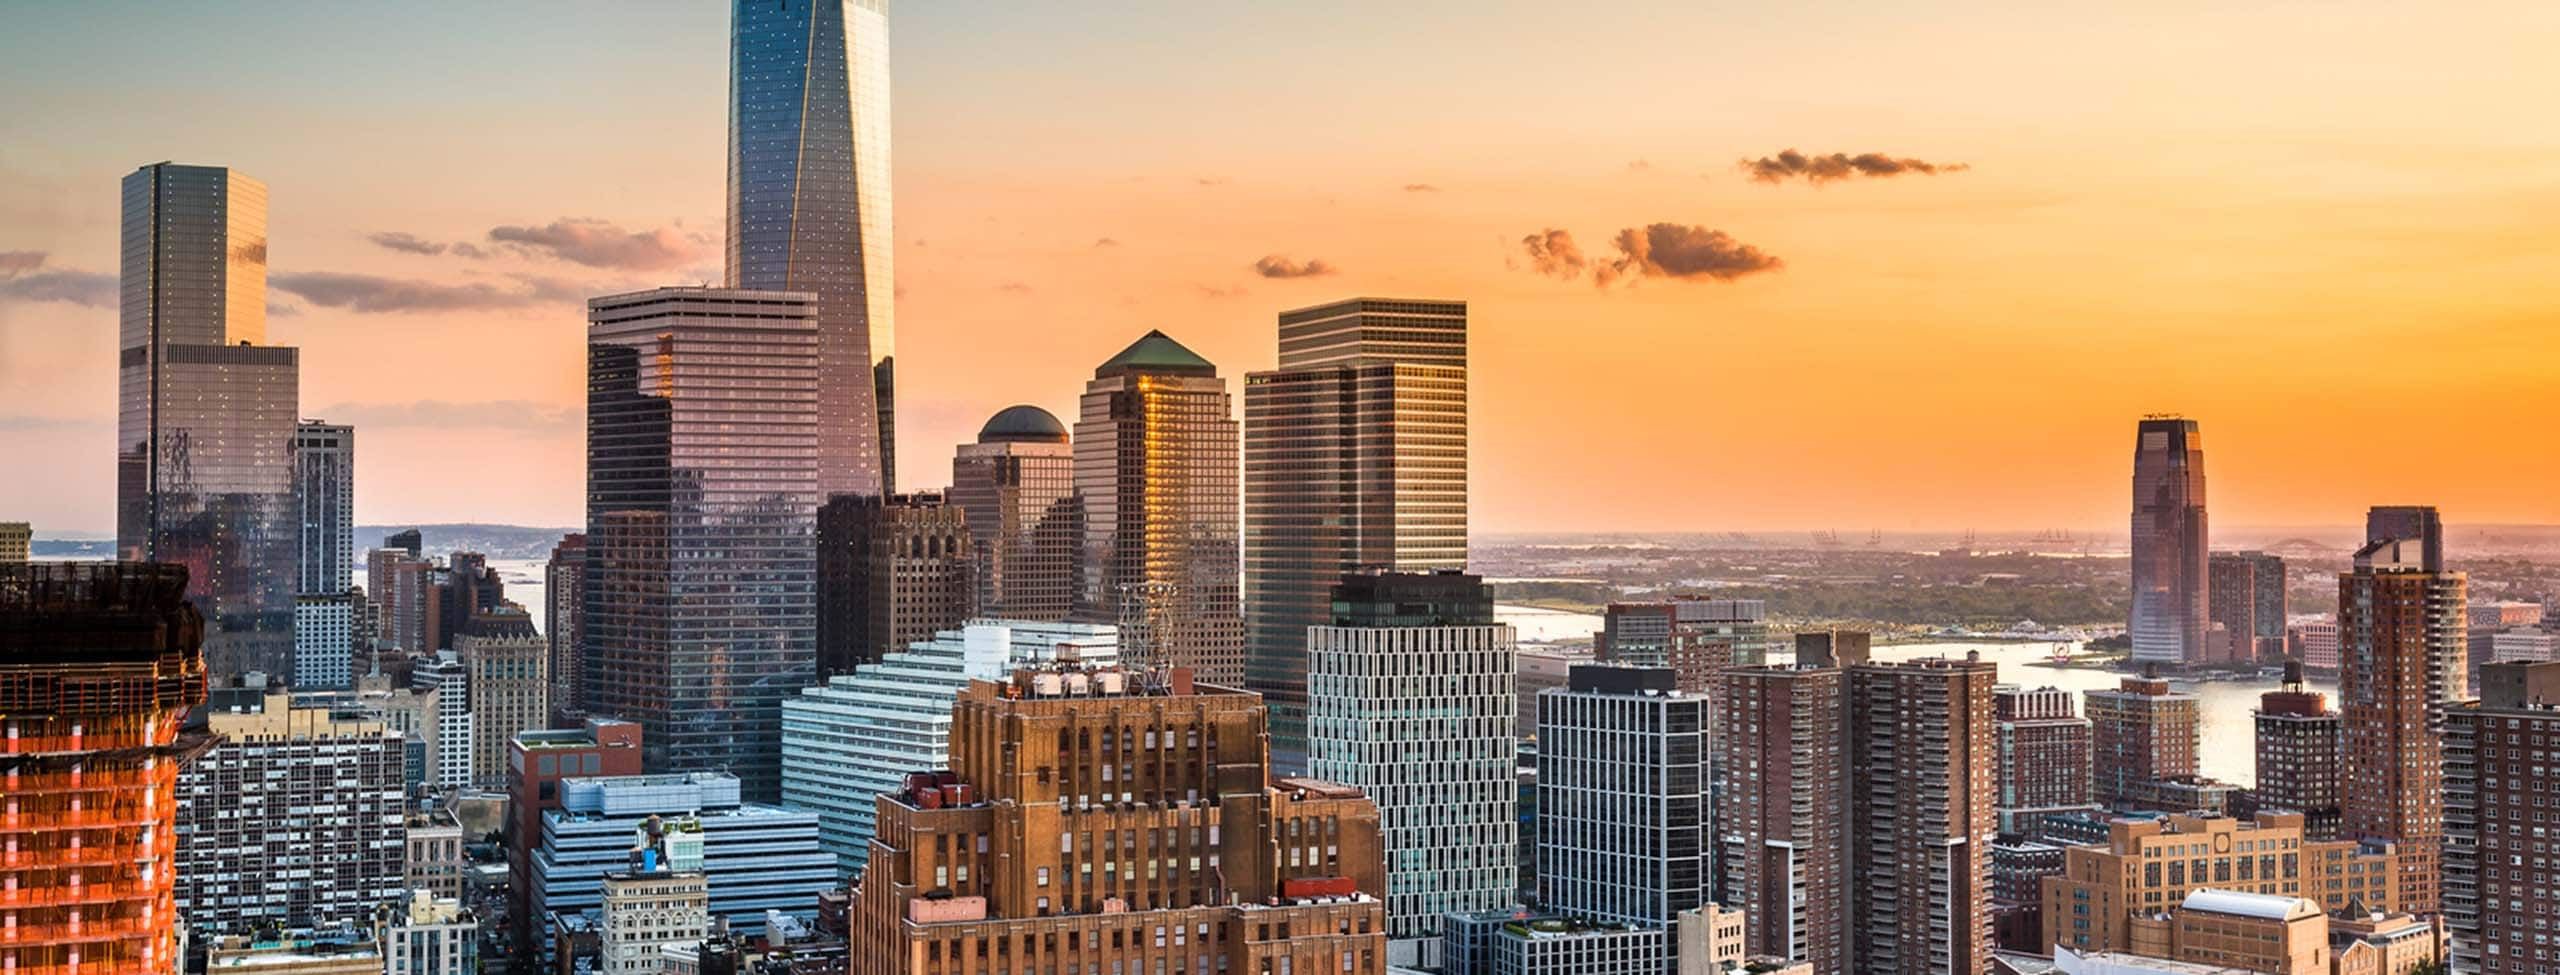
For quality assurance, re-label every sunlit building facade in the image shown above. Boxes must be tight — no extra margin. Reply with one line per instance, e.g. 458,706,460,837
950,406,1080,622
2339,514,2464,917
2129,417,2208,666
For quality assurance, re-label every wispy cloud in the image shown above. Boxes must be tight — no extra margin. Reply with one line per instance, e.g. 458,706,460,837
997,282,1035,295
0,252,116,308
1251,255,1337,279
1196,284,1249,300
271,271,585,313
1515,224,1782,288
1402,183,1442,193
311,399,578,432
487,218,707,270
1741,149,1969,185
0,251,46,274
1093,237,1122,248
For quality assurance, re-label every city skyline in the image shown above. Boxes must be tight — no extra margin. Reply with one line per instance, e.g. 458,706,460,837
6,3,2559,535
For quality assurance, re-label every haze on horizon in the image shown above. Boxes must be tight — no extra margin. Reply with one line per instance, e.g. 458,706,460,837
3,1,2556,536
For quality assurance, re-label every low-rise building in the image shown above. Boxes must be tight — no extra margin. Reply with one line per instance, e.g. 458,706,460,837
531,772,832,943
376,890,478,975
2040,814,2404,957
1443,910,1667,975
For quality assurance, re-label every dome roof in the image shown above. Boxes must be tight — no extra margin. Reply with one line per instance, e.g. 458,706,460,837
978,405,1069,444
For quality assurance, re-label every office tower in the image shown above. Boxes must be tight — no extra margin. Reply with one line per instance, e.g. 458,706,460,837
411,652,473,790
459,611,547,788
949,406,1080,621
2208,551,2286,664
0,563,208,975
294,420,355,595
0,522,28,561
2446,660,2560,975
1846,657,1997,975
382,528,421,556
2339,514,2465,916
178,687,406,933
814,491,973,676
1537,665,1709,927
376,891,478,975
1515,646,1589,736
1597,598,1774,692
2129,417,2208,666
1717,664,1846,971
1307,570,1514,965
1245,298,1468,761
116,163,301,682
1072,330,1244,684
1793,627,1870,668
506,719,645,958
780,619,1116,874
2038,811,2408,956
545,532,586,719
368,545,436,653
2253,661,2342,840
1995,685,2097,836
2289,619,2340,672
847,669,1390,975
585,288,820,798
530,773,835,942
2085,673,2198,811
729,0,895,496
295,590,356,688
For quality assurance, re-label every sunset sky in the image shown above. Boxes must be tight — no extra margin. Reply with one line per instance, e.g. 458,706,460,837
4,1,2557,536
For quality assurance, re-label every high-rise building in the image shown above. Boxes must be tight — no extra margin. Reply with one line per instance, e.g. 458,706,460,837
178,687,406,933
584,288,820,799
459,610,548,789
368,544,436,655
1307,570,1514,965
728,0,896,496
2038,811,2408,956
0,562,208,975
1596,598,1775,693
2289,620,2340,673
506,719,645,958
1717,664,1846,971
545,532,586,720
376,891,478,975
780,619,1117,874
294,590,357,688
1073,330,1244,684
1245,298,1468,761
1793,627,1871,668
294,420,355,595
2209,551,2286,665
1996,685,2098,836
2253,661,2342,840
814,491,973,676
1537,666,1709,927
1845,657,1998,975
412,652,473,790
2086,673,2199,811
2339,511,2465,916
116,162,301,682
0,522,29,562
2446,660,2560,975
531,773,833,942
847,667,1390,975
2130,417,2208,666
949,406,1080,622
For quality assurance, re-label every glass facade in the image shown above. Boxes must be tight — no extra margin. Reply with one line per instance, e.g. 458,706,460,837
116,163,300,682
949,407,1079,621
2129,417,2207,665
584,288,820,801
729,0,896,496
294,421,355,595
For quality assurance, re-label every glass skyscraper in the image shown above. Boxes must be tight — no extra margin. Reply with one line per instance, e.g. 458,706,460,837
116,162,301,682
294,420,354,595
728,0,896,496
2129,416,2207,665
583,288,820,800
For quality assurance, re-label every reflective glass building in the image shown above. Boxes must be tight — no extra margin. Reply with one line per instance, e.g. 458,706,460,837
583,288,820,800
116,162,301,682
1245,298,1469,766
948,406,1080,622
294,420,354,596
729,0,896,496
2129,416,2208,665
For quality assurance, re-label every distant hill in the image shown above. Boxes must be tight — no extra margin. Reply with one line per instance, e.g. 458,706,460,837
357,524,579,561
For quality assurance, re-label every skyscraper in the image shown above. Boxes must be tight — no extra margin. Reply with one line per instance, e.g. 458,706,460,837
1596,598,1774,692
179,687,407,934
458,610,547,789
2339,508,2464,916
949,406,1080,622
1073,330,1244,684
1537,665,1710,927
584,288,820,799
2446,660,2560,975
1994,685,2097,836
2085,673,2199,811
1245,297,1468,762
117,162,301,681
1717,664,1846,971
544,532,585,720
2208,550,2286,664
729,0,896,496
814,491,973,676
2254,660,2342,840
1307,570,1515,966
0,562,208,975
294,421,354,596
2129,417,2208,666
1845,657,1998,975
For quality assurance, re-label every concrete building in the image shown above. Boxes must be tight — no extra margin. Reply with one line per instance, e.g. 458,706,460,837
2252,662,2341,840
1245,297,1469,763
2039,812,2407,957
412,651,473,791
1846,656,2000,975
179,687,406,933
404,811,466,902
457,610,546,789
1675,903,1749,975
376,890,478,975
2289,621,2340,674
545,532,586,720
2088,673,2199,812
950,406,1081,623
2445,659,2560,974
1537,665,1708,928
295,420,356,596
1308,570,1515,965
780,619,1118,874
2209,552,2287,665
847,667,1390,975
296,591,358,688
1998,685,2099,836
2048,889,2440,975
507,718,645,958
2338,511,2464,916
368,544,437,655
530,772,833,942
204,935,385,975
1442,910,1668,975
1716,664,1847,971
1596,598,1775,693
815,491,975,677
600,823,712,975
2129,417,2209,666
1072,330,1245,685
0,522,28,562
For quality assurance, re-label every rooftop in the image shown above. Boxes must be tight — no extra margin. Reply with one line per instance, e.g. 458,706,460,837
978,404,1069,444
1095,329,1216,378
2179,888,2317,921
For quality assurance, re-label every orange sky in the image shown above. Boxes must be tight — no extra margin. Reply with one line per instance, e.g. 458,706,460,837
3,2,2557,535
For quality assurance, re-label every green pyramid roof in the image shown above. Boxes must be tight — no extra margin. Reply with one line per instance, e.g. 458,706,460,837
1096,329,1217,377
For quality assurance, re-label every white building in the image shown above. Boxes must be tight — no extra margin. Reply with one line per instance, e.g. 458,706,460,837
780,619,1117,874
377,890,477,975
1307,570,1517,970
295,593,356,689
602,870,709,975
413,653,473,791
531,772,833,941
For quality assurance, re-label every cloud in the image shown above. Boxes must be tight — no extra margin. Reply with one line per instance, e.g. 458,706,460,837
1515,224,1781,287
1195,284,1248,300
368,231,449,256
1741,149,1970,185
1251,255,1337,279
1402,183,1442,193
997,282,1034,294
485,218,707,270
313,399,578,432
0,251,45,274
1093,237,1121,248
271,271,584,313
268,300,300,318
0,264,117,307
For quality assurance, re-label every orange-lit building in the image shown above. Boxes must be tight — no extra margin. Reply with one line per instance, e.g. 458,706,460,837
0,562,208,975
2040,812,2404,957
850,667,1387,975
